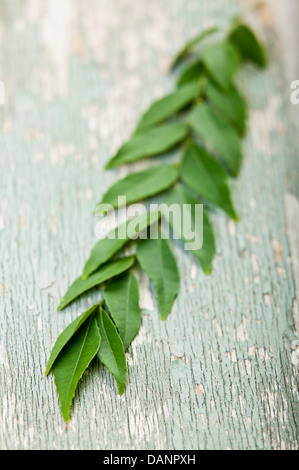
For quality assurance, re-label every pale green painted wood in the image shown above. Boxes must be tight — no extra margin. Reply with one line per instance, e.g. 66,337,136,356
0,0,298,450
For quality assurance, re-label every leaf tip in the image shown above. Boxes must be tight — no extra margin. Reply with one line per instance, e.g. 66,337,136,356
118,386,126,396
203,267,212,275
105,159,116,170
62,410,70,424
160,313,170,322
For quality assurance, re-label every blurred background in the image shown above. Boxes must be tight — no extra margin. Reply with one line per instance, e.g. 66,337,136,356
0,0,298,450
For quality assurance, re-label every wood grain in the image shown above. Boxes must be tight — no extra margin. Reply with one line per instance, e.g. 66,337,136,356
0,0,298,450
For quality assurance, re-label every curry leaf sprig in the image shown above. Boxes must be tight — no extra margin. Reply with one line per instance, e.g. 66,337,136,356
46,21,267,422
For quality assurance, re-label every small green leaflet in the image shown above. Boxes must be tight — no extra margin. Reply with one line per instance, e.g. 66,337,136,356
82,212,160,279
137,228,180,320
196,209,216,275
135,82,201,133
52,312,101,423
96,307,127,395
205,81,248,136
229,23,267,68
162,184,216,274
180,143,238,221
188,103,243,177
97,165,179,210
45,304,101,376
201,40,240,91
105,123,188,169
177,60,204,87
171,26,219,69
104,273,141,351
58,256,135,311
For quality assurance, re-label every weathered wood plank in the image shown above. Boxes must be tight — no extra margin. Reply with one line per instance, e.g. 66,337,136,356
0,0,298,450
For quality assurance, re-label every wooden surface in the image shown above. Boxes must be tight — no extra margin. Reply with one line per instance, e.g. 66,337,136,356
0,0,298,450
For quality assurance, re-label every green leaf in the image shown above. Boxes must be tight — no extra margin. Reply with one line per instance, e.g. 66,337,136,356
177,60,204,87
229,23,267,68
135,82,201,133
196,208,216,275
105,123,188,169
104,273,141,351
96,307,127,395
180,143,238,221
201,40,240,91
188,103,243,177
52,313,101,422
136,228,180,320
82,212,160,279
162,184,216,274
45,304,101,376
205,80,248,136
97,165,179,210
171,26,219,69
58,256,135,311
